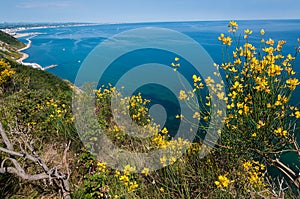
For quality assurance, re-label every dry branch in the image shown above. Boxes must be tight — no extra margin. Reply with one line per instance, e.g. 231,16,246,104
0,122,71,199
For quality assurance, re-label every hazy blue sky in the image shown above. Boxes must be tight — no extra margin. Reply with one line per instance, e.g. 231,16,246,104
1,0,300,23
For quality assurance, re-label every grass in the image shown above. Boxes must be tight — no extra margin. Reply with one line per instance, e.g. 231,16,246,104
0,30,25,49
1,21,300,198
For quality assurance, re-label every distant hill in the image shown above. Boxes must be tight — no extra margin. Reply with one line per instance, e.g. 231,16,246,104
0,30,24,48
0,30,25,60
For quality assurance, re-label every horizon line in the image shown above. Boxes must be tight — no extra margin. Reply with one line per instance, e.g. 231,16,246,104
2,18,300,25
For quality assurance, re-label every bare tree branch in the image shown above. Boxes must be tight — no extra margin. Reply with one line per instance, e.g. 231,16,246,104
0,122,71,199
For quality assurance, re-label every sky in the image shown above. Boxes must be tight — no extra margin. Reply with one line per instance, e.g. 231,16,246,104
1,0,300,23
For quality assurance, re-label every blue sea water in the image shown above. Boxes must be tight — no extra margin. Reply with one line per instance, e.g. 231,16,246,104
19,20,300,101
18,20,300,166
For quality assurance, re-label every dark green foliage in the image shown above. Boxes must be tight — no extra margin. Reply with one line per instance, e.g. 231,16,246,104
0,30,24,49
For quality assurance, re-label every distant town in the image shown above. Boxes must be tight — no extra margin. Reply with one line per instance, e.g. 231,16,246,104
0,22,96,36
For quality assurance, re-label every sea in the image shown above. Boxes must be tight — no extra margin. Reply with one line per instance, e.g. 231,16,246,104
17,20,300,106
16,20,300,168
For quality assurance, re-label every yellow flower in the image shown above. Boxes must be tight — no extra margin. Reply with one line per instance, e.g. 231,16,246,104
244,29,252,35
275,94,288,106
217,110,223,117
127,181,138,192
229,66,238,72
170,156,177,164
251,133,257,137
160,156,167,167
268,64,282,76
265,48,275,57
114,170,120,177
287,54,295,60
286,78,300,90
232,81,243,92
179,90,187,100
234,58,242,65
161,127,168,134
243,161,252,170
119,175,129,184
218,33,225,41
257,120,265,129
192,74,201,83
228,91,237,99
254,76,270,92
97,161,107,173
274,127,287,137
124,164,136,175
175,114,184,119
0,59,16,85
223,36,232,46
174,57,179,61
229,20,238,27
228,20,238,32
216,83,223,91
266,38,275,46
141,168,149,176
295,111,300,119
217,92,225,100
238,110,243,115
218,33,232,45
192,112,201,120
205,76,215,85
205,100,211,107
215,175,231,188
260,29,265,35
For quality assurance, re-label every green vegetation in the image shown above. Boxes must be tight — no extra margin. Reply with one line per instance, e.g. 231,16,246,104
1,21,300,198
0,30,25,60
0,30,24,49
0,59,78,198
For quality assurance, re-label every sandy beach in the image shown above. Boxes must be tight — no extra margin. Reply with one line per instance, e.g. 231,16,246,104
16,36,57,70
15,33,38,38
16,36,43,70
17,37,32,62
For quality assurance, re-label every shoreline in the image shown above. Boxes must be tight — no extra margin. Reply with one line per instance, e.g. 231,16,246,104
1,23,97,38
16,36,33,63
16,35,57,71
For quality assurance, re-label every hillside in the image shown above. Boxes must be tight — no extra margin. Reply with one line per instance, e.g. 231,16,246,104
0,30,25,60
0,34,78,198
0,30,24,48
1,21,300,198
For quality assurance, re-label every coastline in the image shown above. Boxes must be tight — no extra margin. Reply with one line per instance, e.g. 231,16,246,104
3,23,96,71
16,35,57,71
1,23,97,38
17,36,33,63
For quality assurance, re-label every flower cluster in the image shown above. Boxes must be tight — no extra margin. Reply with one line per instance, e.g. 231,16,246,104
158,137,191,167
128,93,151,125
215,175,232,188
97,161,107,173
242,160,266,188
0,59,15,86
43,99,73,122
171,57,180,71
175,20,299,195
116,164,139,192
217,21,300,141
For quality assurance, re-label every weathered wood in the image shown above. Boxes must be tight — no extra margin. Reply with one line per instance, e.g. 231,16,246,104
0,122,71,199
